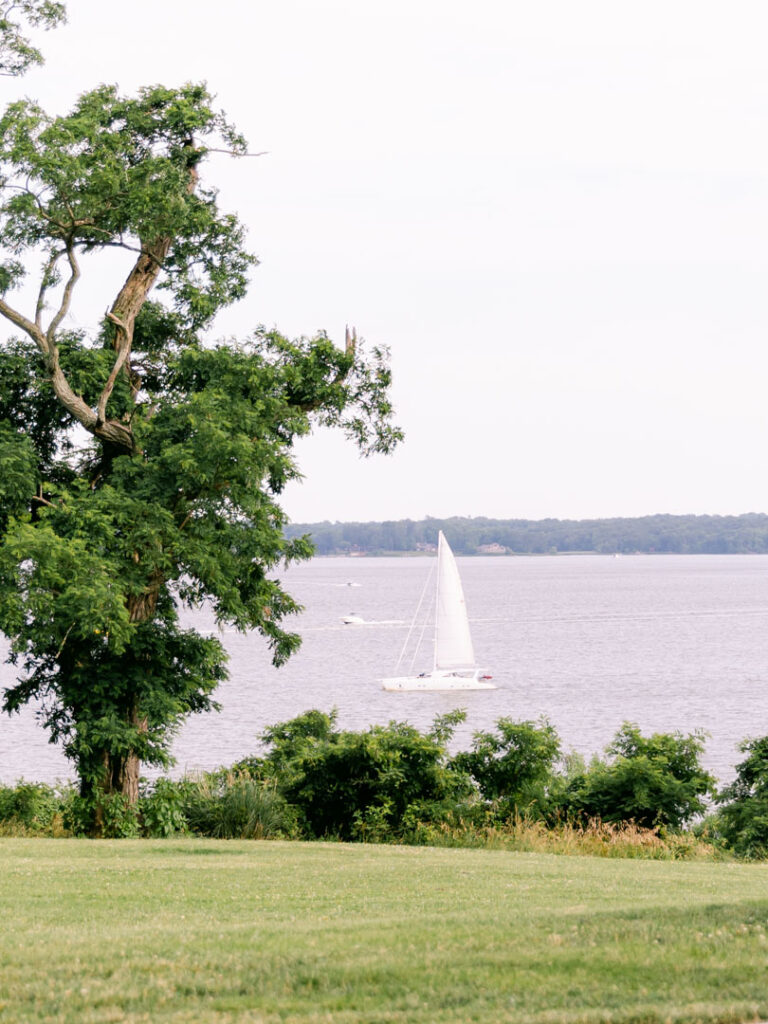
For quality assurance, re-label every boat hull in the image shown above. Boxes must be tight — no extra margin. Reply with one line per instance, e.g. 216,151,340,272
382,672,496,692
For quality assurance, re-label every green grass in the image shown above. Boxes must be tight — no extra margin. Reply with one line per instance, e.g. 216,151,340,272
2,839,768,1023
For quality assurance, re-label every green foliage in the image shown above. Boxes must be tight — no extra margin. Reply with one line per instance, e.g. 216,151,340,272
140,777,189,838
101,793,142,838
452,717,561,818
181,774,297,840
0,83,252,327
714,736,768,858
0,336,74,482
257,709,470,840
561,723,715,829
0,77,400,827
0,779,63,832
63,792,141,838
0,0,65,76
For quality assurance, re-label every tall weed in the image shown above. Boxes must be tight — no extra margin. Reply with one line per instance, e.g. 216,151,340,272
183,773,297,839
404,814,718,860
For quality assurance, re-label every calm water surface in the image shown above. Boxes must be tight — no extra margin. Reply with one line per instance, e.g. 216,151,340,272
2,554,767,784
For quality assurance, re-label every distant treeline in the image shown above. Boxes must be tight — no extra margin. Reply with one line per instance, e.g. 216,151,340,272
284,514,768,555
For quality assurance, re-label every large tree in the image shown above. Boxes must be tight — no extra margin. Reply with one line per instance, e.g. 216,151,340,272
0,81,400,828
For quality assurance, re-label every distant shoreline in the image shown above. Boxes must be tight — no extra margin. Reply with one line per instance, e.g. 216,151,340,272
309,549,768,558
285,513,768,557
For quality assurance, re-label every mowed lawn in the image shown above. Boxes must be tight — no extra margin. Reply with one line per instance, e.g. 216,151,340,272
2,839,768,1023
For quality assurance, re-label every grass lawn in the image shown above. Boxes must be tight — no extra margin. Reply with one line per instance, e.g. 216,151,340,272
1,839,768,1023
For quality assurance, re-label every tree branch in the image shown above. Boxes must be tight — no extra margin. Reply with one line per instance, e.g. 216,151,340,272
345,325,357,357
205,148,268,158
35,249,59,329
45,243,79,343
0,260,134,448
97,312,131,424
0,293,48,353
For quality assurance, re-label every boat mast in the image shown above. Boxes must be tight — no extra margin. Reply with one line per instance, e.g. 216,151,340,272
433,531,443,672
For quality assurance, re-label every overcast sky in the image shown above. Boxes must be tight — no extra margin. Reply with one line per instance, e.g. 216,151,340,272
9,0,768,522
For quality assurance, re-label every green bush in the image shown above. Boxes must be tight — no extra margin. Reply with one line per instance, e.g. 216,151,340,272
0,780,65,834
182,774,296,839
451,718,561,819
561,723,715,829
63,792,142,838
140,777,189,837
714,736,768,858
257,709,471,840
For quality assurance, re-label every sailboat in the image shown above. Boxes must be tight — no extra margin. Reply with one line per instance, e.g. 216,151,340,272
382,531,495,691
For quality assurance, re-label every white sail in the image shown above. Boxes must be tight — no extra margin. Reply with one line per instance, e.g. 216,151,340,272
434,531,476,670
381,530,494,691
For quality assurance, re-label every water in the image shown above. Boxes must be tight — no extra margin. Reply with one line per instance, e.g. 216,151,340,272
2,554,768,785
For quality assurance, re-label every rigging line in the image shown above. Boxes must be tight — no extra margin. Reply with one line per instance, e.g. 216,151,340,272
408,601,433,676
394,560,435,673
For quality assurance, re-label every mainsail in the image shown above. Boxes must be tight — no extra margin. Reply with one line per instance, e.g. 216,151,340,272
434,531,476,670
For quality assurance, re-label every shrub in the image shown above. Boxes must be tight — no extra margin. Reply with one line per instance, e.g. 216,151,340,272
62,791,141,837
140,777,189,837
561,723,715,829
182,774,296,839
715,736,768,858
451,717,561,819
0,780,65,835
258,709,471,840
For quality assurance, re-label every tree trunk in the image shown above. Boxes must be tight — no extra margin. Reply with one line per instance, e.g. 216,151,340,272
114,705,147,805
111,583,162,805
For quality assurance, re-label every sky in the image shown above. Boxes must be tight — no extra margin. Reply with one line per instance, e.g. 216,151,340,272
8,0,768,523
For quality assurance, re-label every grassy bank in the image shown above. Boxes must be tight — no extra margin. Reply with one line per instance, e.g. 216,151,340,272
2,840,768,1023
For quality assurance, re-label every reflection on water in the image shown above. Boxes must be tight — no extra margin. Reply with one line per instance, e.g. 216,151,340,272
2,554,768,784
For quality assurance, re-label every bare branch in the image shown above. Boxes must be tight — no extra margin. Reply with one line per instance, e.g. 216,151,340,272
54,624,73,661
94,239,164,261
345,325,357,357
97,312,131,424
0,293,48,353
45,243,80,343
205,148,269,158
35,249,60,328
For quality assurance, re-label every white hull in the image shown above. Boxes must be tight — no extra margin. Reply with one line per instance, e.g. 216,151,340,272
382,671,496,692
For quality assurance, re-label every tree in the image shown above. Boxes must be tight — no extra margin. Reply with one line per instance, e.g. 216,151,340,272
0,82,400,829
562,723,715,829
451,717,561,818
714,736,768,858
0,0,65,76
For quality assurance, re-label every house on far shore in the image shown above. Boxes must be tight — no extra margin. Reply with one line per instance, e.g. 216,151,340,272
477,542,507,554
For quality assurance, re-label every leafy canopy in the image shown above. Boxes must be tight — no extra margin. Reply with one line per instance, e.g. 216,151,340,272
562,723,715,829
0,81,401,808
0,0,65,77
715,736,768,858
